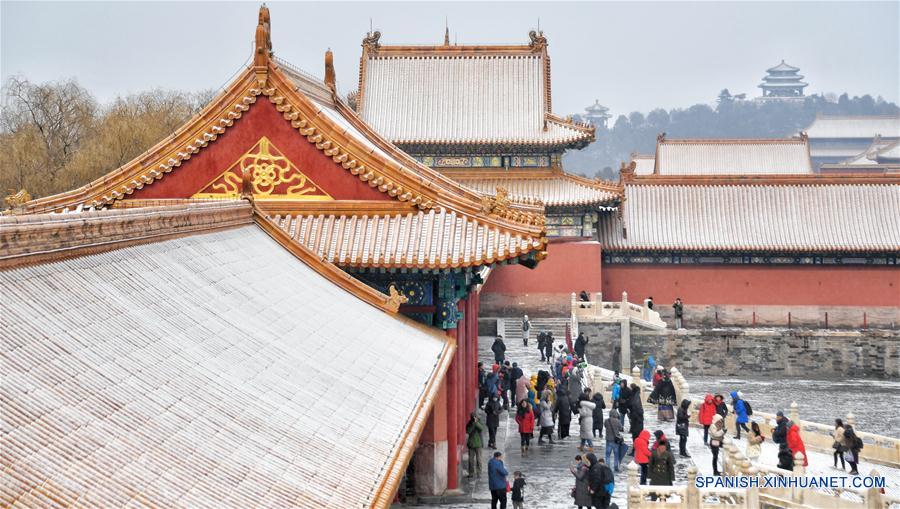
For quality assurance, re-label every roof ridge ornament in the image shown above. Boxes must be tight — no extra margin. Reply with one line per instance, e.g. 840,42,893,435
363,30,382,51
528,30,547,52
254,4,273,86
324,49,336,94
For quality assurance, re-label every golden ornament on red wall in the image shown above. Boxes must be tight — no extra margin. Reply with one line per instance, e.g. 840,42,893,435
193,136,332,201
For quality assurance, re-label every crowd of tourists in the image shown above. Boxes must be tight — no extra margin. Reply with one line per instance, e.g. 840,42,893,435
471,321,860,509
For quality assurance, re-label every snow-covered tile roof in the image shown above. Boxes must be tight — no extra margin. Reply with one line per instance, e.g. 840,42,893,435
359,47,592,147
271,207,544,268
655,138,813,175
804,115,900,140
597,183,900,252
449,171,620,207
1,223,449,507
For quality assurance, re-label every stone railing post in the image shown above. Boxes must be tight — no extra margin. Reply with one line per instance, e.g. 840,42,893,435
746,466,760,508
571,292,577,311
793,451,806,505
790,401,799,424
865,469,883,509
642,298,650,320
627,460,641,508
685,466,700,509
632,365,641,381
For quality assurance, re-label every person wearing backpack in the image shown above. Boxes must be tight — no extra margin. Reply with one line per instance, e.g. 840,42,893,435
587,453,614,509
844,426,863,475
731,391,750,439
521,315,531,346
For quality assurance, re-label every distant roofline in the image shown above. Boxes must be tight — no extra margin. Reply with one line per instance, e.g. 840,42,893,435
623,173,899,186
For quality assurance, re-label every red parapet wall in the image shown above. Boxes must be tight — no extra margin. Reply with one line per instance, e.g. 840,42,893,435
480,241,603,316
602,264,900,307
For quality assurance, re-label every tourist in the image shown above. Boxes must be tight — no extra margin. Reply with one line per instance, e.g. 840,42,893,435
634,429,652,484
675,399,692,457
484,395,502,449
647,296,654,310
516,374,529,404
591,392,606,438
628,384,645,439
509,362,523,407
604,408,627,471
543,331,554,363
588,454,614,509
574,331,589,360
537,332,548,362
538,392,555,444
485,364,501,401
714,394,728,419
491,336,506,364
556,384,572,439
617,380,631,425
844,426,862,475
772,411,790,445
641,354,656,382
521,314,531,346
488,451,509,509
515,399,535,456
578,393,597,452
568,367,583,414
777,443,794,471
652,367,663,388
649,440,676,488
731,391,750,439
833,418,847,470
579,290,590,308
709,414,726,476
698,394,717,444
673,297,684,329
478,362,486,405
746,421,764,461
571,454,592,509
786,419,808,467
650,372,676,421
464,412,484,478
500,362,511,410
510,471,526,509
610,372,621,407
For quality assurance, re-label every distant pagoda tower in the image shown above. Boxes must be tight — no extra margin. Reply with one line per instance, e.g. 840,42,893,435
758,60,808,99
584,99,611,128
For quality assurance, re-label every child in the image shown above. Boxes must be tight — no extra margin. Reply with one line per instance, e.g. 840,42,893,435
511,471,526,509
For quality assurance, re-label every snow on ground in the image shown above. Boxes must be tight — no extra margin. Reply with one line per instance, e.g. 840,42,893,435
408,336,900,508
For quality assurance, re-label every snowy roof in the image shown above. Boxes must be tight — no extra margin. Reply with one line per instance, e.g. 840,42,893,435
270,206,544,268
0,201,451,508
630,154,656,175
357,38,594,147
654,138,813,175
804,115,900,140
596,181,900,252
444,169,621,207
766,60,801,73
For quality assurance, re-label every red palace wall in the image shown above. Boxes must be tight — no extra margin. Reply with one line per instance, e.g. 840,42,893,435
480,240,603,316
127,99,389,201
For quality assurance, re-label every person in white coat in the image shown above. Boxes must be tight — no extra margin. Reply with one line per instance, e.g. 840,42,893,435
538,392,555,444
578,394,597,452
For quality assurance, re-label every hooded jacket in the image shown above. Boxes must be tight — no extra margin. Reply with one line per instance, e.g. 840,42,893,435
676,399,691,436
698,394,717,426
708,414,726,444
634,429,652,464
786,423,808,466
579,399,597,439
604,409,624,442
488,457,509,490
516,405,535,434
731,391,748,424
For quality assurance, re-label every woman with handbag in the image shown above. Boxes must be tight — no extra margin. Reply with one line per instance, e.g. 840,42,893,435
833,418,847,470
570,455,592,509
708,414,726,476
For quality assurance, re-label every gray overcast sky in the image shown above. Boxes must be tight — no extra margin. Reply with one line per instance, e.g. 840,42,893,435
2,1,898,117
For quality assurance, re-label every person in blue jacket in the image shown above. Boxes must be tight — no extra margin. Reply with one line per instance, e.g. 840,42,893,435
488,451,510,509
731,391,750,439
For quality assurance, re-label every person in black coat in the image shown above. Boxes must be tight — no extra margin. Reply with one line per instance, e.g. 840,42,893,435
586,453,613,509
491,336,506,363
574,332,589,361
591,393,606,438
556,385,572,439
617,381,632,425
484,395,502,449
675,399,691,457
509,362,523,406
777,443,794,471
543,332,554,364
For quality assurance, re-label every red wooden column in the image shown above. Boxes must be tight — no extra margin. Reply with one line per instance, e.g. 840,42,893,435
456,300,467,447
446,328,459,490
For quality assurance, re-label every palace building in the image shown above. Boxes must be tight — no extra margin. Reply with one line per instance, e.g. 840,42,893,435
3,7,550,504
803,114,900,170
757,60,808,100
354,29,622,317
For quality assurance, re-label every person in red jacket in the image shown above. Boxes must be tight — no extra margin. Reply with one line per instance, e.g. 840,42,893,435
634,429,652,484
786,422,809,467
698,394,717,445
515,399,536,457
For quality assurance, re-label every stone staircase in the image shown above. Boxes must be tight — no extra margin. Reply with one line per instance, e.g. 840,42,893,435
498,317,571,340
